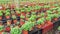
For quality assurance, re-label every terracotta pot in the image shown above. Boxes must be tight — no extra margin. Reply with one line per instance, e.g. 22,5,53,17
39,3,45,6
36,24,41,29
46,20,52,24
5,27,10,32
22,30,28,34
17,14,21,16
20,21,25,26
54,18,58,21
0,16,2,20
13,19,17,24
20,19,25,25
0,32,2,34
6,16,10,19
25,18,28,21
21,12,26,16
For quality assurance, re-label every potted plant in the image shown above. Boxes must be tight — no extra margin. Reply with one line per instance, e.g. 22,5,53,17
7,20,12,26
21,7,26,16
36,17,45,29
43,5,50,11
10,26,20,34
26,6,32,14
53,14,59,21
46,15,52,24
12,15,17,24
20,18,25,26
15,8,21,16
34,5,41,12
29,15,37,21
21,21,35,34
5,12,10,19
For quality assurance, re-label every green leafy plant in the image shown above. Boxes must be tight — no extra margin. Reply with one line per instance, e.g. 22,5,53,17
46,16,52,21
10,27,20,34
0,12,3,16
58,26,60,31
35,5,41,10
26,6,32,12
21,7,25,12
5,9,10,13
31,12,36,15
44,5,50,8
53,14,59,18
20,21,35,31
40,13,45,17
37,17,45,24
20,14,25,19
29,15,36,21
12,15,16,19
46,10,52,14
5,12,10,16
0,25,4,31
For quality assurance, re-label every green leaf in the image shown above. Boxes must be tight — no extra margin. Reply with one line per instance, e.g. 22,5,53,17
0,13,3,16
10,27,20,34
58,26,60,31
0,25,4,31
